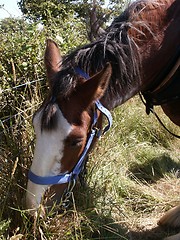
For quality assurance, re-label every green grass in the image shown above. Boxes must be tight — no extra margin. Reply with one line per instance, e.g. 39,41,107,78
0,91,180,239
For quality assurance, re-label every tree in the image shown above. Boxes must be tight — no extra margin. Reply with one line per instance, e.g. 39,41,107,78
18,0,128,41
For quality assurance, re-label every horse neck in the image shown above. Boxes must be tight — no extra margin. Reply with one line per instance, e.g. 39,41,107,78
100,72,141,111
101,0,180,110
129,0,179,86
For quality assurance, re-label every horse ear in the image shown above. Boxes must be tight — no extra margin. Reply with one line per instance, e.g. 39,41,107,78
44,39,62,87
77,63,112,107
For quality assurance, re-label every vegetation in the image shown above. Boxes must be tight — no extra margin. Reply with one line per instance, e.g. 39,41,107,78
17,0,127,41
0,1,179,240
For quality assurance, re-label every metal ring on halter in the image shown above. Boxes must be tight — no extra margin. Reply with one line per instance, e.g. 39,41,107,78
61,178,76,209
67,177,76,193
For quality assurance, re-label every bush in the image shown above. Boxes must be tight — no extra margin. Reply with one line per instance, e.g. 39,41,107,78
0,16,87,239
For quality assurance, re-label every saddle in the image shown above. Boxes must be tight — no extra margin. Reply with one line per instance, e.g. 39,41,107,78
141,52,180,115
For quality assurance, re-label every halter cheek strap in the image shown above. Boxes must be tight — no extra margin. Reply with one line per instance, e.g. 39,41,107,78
28,68,112,185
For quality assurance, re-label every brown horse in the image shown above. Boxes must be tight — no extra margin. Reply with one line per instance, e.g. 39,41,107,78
26,0,180,239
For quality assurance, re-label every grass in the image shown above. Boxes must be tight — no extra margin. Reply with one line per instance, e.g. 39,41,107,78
0,85,180,239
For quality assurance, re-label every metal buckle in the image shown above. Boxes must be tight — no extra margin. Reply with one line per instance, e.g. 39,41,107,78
61,178,76,209
93,127,102,138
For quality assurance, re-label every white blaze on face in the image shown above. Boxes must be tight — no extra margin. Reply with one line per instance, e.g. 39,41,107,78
26,104,72,211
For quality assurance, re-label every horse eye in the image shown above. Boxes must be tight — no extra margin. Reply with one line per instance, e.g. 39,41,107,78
71,139,82,147
66,137,83,148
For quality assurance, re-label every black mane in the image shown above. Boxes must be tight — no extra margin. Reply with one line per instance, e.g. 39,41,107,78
51,1,149,109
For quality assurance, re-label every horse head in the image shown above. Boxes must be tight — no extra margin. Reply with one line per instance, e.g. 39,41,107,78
26,39,112,214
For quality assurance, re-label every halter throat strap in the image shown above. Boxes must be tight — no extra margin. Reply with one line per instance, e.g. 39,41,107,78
28,67,112,185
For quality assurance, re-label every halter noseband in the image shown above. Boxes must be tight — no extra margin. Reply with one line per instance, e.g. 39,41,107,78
28,68,112,186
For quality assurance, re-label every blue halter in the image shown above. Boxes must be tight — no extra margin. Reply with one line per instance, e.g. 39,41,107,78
28,68,112,185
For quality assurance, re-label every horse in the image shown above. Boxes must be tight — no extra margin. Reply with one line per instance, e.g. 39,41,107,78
26,0,180,239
